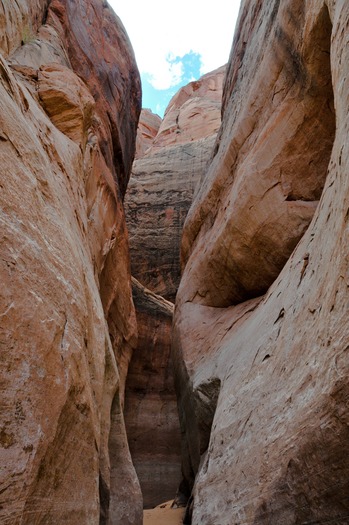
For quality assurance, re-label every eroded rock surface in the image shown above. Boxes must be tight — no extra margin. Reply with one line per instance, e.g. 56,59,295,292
124,279,181,509
135,108,162,159
173,1,349,523
125,67,225,300
0,1,142,523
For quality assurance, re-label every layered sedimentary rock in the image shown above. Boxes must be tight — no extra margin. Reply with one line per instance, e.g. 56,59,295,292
124,279,181,508
0,1,142,523
173,1,349,523
123,69,225,508
125,67,225,300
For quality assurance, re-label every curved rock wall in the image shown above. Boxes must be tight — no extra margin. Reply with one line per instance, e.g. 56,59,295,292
0,1,142,523
173,1,349,523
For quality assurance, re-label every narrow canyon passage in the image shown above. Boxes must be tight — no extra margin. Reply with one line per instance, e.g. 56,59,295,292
122,68,226,511
2,1,349,524
123,1,340,523
124,279,181,509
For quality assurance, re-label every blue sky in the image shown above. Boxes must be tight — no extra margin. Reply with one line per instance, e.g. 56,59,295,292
108,0,241,117
141,51,202,117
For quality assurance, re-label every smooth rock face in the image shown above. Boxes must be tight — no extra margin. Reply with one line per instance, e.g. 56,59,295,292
180,1,335,308
47,0,141,197
124,279,181,509
135,108,162,159
125,67,225,301
173,1,349,523
0,2,142,524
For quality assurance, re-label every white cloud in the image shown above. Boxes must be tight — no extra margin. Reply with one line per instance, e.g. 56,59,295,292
108,0,241,90
147,55,184,90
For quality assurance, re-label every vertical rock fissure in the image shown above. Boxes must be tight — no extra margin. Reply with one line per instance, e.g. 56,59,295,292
123,279,182,509
123,68,226,512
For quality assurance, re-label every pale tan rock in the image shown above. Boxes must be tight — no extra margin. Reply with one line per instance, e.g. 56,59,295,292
124,279,181,508
0,0,48,57
38,64,95,146
135,108,162,159
150,66,225,151
173,1,349,523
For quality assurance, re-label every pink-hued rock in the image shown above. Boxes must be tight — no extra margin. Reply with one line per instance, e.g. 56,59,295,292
47,0,141,197
124,279,181,509
135,108,162,159
0,1,142,524
173,1,349,523
125,67,225,301
179,1,335,308
150,66,225,152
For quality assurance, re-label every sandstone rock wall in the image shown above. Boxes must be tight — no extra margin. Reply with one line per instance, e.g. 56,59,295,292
124,279,181,509
123,67,226,510
125,67,225,301
173,0,349,523
0,1,142,523
0,0,49,57
135,108,162,159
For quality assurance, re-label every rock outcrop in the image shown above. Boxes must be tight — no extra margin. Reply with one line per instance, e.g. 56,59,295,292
173,1,349,523
125,66,225,301
0,1,142,523
135,108,162,159
124,279,181,509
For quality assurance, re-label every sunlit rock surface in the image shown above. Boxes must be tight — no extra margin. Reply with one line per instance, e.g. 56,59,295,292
135,108,162,159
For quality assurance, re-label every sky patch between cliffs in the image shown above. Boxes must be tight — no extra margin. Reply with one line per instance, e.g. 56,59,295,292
108,0,241,117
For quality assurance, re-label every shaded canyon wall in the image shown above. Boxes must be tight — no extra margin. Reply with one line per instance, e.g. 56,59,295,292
123,67,226,508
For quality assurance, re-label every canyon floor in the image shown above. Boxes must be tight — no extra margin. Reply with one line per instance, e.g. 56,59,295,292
143,501,185,525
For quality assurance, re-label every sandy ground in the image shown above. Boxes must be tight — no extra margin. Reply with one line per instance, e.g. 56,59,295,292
143,500,185,525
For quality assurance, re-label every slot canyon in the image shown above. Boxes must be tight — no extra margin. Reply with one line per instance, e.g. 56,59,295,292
1,1,349,524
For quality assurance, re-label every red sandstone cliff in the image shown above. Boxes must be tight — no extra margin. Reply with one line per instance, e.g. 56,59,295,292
173,1,349,523
0,1,142,523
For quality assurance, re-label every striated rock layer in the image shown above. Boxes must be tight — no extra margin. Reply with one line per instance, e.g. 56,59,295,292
125,66,225,301
124,279,181,509
173,0,349,523
0,1,142,524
